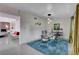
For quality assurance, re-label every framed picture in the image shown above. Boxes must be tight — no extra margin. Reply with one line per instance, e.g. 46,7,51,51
54,23,60,30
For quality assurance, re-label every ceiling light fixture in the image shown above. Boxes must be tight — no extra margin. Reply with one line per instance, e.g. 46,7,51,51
47,14,52,24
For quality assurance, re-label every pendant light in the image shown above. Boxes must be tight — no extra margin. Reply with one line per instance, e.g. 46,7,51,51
47,14,52,24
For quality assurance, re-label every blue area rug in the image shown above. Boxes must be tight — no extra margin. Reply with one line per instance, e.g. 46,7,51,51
27,39,68,55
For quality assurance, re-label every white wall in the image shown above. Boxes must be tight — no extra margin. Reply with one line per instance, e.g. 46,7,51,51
20,11,47,44
47,18,70,40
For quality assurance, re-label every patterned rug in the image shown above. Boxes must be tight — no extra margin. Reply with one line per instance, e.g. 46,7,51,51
27,39,68,55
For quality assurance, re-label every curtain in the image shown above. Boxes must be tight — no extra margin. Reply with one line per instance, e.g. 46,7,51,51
69,16,74,43
73,4,79,55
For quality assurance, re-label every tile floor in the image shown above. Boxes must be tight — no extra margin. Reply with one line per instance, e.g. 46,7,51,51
0,43,42,55
0,34,19,51
0,34,42,55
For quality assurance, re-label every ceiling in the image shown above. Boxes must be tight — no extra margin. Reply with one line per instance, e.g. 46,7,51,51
1,3,77,19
